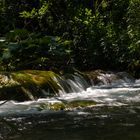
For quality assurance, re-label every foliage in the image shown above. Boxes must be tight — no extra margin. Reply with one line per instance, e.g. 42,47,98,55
6,29,30,42
0,0,140,77
20,1,49,19
126,0,140,77
0,29,72,71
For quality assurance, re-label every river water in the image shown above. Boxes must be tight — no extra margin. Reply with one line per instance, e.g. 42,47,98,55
0,73,140,140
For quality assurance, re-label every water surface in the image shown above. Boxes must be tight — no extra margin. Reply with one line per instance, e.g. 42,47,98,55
0,76,140,140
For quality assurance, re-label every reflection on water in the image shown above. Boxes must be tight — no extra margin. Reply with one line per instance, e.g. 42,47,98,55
1,106,140,140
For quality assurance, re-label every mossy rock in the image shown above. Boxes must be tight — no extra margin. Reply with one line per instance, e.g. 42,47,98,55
49,102,66,111
84,70,106,85
12,70,61,92
37,100,96,111
67,100,96,108
0,70,62,101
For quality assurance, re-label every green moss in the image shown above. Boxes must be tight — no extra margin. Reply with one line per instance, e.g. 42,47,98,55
11,70,62,94
67,100,96,108
37,100,96,111
37,102,65,111
0,70,62,101
49,100,96,110
49,102,66,110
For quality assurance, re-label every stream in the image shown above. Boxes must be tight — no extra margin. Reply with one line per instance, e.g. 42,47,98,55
0,72,140,140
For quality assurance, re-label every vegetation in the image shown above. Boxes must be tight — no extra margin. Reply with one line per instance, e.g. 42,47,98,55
1,1,140,136
0,0,140,77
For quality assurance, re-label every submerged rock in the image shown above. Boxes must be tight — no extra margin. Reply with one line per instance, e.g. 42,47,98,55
37,100,96,111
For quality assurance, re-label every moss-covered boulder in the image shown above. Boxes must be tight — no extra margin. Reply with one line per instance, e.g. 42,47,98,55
0,70,61,101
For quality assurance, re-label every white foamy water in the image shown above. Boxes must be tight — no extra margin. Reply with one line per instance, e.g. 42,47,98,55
0,78,140,116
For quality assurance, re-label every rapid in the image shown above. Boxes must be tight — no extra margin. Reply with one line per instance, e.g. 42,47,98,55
0,71,140,140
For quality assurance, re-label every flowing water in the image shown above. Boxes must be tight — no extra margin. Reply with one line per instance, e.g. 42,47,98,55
1,72,140,140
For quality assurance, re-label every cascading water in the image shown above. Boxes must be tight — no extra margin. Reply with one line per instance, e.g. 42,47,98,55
0,71,140,115
1,71,140,140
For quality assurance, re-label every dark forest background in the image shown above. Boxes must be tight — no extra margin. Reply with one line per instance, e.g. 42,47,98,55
0,0,140,77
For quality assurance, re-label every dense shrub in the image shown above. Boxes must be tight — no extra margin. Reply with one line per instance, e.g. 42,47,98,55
0,0,140,77
0,29,72,71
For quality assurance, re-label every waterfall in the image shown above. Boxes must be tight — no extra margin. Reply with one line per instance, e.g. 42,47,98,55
0,70,137,100
58,71,136,94
0,70,140,115
58,73,90,94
